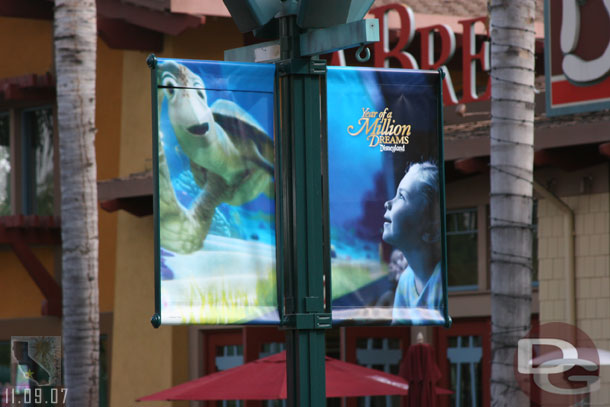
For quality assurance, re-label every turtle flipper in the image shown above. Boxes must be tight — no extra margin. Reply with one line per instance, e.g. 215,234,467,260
191,172,229,224
160,212,206,254
158,135,206,254
190,160,208,189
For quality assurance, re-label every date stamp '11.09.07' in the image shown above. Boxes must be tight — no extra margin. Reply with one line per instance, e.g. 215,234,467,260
0,337,67,407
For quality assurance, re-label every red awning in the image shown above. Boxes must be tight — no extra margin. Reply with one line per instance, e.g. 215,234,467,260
138,350,452,401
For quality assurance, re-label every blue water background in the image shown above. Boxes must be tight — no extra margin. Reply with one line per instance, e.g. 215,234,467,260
159,59,276,246
326,67,388,261
326,67,439,263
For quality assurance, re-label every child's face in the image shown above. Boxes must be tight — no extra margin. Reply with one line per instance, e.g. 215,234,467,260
382,168,427,249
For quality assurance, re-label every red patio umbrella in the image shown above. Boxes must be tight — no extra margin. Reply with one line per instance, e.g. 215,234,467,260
399,335,444,407
138,350,449,401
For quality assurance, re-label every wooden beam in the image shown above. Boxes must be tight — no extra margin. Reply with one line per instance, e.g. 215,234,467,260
97,171,152,201
534,144,605,171
170,0,229,16
454,157,489,174
0,73,55,103
100,196,152,217
98,0,203,36
122,0,170,12
598,142,610,158
0,0,53,20
98,17,163,52
10,236,62,317
0,215,61,245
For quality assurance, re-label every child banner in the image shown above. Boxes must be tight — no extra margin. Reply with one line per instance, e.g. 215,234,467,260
326,67,449,326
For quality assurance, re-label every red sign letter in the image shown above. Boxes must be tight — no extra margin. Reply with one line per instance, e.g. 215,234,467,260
419,24,459,105
459,17,491,103
370,4,418,69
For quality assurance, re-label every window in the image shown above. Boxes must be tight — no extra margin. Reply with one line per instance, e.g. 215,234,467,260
0,106,55,216
260,342,286,407
436,319,491,407
344,327,409,407
447,336,483,407
355,337,403,407
446,209,478,289
214,342,244,407
22,107,54,215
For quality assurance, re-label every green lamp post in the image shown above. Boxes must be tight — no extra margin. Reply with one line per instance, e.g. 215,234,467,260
222,1,379,405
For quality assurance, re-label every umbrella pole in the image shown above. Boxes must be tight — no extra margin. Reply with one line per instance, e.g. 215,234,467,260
276,14,331,407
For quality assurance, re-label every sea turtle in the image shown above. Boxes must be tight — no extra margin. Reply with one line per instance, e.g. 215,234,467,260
157,61,275,254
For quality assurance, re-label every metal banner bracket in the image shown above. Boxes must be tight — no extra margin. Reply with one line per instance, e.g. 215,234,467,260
282,313,332,330
277,59,327,76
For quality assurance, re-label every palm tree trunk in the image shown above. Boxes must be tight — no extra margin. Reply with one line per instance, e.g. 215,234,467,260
54,1,99,406
489,0,536,405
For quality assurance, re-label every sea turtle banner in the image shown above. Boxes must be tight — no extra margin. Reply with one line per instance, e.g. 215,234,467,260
152,58,278,324
152,58,448,326
326,67,449,326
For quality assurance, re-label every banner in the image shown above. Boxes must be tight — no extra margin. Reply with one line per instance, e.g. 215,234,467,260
327,67,449,326
153,58,278,325
151,59,448,326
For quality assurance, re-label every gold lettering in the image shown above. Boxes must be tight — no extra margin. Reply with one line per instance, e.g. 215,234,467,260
367,133,380,147
348,118,379,136
348,108,412,148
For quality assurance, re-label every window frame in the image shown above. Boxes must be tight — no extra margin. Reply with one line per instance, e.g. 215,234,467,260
446,207,480,292
434,318,491,407
0,102,58,217
20,105,56,216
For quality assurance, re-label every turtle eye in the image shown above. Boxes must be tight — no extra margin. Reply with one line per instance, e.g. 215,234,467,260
162,76,177,88
164,87,176,100
162,76,178,100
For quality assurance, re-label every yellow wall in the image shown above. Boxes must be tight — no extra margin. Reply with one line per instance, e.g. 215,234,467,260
96,38,123,313
109,212,174,407
0,247,52,318
109,20,242,405
0,17,53,78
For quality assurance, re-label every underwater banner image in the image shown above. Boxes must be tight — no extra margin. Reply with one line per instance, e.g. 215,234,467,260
153,58,278,325
326,67,449,326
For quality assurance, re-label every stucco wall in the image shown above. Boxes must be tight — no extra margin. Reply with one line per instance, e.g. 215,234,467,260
537,192,610,406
